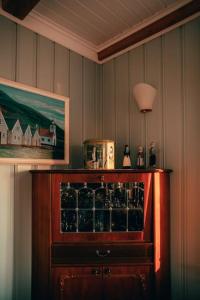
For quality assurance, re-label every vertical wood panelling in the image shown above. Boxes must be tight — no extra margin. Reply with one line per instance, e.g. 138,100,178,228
83,58,96,140
36,35,54,91
129,45,145,165
184,18,200,299
145,39,163,167
16,26,37,86
102,61,115,141
0,166,14,300
0,12,200,300
0,14,101,300
101,16,200,300
0,16,16,80
69,51,83,168
181,25,188,300
0,16,15,300
53,44,70,168
14,166,32,300
163,28,184,300
12,21,38,300
95,64,103,139
54,44,70,96
115,53,129,167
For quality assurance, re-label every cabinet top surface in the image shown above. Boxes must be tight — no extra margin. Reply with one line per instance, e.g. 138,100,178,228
30,168,172,174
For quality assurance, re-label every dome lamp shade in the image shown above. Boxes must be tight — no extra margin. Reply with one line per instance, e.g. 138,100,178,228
133,83,157,112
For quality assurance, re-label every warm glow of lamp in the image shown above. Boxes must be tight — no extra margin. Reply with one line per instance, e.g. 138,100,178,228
133,83,157,112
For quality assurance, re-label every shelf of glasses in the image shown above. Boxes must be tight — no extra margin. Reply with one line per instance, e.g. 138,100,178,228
60,182,144,233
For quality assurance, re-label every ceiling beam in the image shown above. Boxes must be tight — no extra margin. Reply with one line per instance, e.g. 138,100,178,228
2,0,40,20
98,0,200,61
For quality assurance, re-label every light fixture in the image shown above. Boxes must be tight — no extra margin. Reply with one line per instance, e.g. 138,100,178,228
133,83,156,113
133,82,157,168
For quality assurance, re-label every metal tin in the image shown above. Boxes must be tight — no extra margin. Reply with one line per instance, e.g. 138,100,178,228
83,139,115,169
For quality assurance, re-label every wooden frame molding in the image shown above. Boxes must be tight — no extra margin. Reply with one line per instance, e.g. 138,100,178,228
2,0,40,20
0,77,69,165
98,0,200,61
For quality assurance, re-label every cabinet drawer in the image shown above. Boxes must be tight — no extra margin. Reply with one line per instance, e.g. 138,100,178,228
52,243,153,265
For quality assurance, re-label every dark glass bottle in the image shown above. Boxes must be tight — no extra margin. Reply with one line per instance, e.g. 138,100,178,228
122,144,131,168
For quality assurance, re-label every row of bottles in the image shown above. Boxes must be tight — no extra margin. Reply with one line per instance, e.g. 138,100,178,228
61,182,144,209
122,142,157,169
60,182,144,233
61,209,143,232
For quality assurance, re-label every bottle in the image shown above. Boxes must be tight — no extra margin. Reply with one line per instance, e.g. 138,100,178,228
122,145,131,168
136,145,145,168
149,142,156,168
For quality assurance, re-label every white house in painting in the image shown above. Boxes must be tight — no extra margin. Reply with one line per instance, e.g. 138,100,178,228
38,121,57,147
39,128,55,146
8,119,23,145
0,106,57,147
23,125,32,146
0,109,8,144
32,127,41,147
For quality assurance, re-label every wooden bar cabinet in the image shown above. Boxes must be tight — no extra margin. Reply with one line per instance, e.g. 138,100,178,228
30,169,171,300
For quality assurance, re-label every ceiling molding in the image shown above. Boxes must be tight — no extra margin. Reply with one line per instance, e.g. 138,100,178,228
2,0,40,20
98,0,200,61
97,0,191,51
100,12,200,64
0,7,99,63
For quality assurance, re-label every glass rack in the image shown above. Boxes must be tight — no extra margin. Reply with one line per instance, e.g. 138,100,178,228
60,182,144,233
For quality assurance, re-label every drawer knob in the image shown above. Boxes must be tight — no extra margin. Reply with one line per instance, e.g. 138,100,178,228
96,249,111,257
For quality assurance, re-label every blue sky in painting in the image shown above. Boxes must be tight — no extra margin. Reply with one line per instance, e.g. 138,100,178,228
0,83,65,129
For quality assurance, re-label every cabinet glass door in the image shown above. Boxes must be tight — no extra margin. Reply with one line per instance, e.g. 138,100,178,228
60,182,144,233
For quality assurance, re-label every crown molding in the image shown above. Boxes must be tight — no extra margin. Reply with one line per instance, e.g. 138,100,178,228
0,7,99,63
99,12,200,64
97,0,192,51
98,0,200,61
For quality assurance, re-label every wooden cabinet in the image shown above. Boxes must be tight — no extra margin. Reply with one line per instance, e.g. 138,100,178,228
31,169,171,300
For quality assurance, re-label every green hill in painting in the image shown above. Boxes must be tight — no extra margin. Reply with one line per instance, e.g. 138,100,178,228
0,89,64,149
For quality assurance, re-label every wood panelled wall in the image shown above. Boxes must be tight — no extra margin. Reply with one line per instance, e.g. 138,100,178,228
102,17,200,300
0,15,101,300
0,13,199,300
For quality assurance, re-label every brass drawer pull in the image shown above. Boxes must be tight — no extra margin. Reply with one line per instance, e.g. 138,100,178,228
96,249,111,257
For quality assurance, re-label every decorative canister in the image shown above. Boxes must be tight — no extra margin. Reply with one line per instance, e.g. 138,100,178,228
83,139,115,169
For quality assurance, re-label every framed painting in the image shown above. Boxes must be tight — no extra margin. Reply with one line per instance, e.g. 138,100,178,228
0,77,69,165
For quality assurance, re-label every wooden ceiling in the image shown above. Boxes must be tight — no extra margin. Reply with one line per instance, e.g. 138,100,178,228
33,0,179,46
1,0,200,63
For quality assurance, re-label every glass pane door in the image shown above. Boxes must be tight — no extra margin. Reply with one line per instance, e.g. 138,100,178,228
60,182,144,233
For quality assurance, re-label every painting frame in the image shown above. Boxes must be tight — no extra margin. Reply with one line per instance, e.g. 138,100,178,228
0,77,69,165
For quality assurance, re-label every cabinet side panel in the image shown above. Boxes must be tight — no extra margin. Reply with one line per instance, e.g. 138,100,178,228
153,173,170,299
32,173,51,300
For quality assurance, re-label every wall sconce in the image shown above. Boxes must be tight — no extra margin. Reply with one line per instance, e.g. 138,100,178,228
133,83,157,167
133,83,156,113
